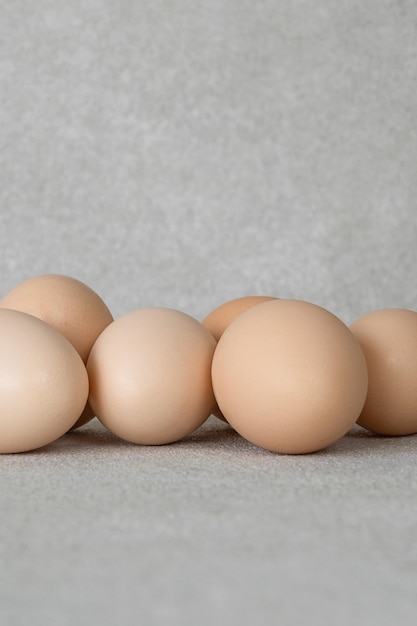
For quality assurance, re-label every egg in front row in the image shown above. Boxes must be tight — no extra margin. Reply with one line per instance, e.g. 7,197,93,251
211,299,369,454
87,307,217,445
0,309,89,453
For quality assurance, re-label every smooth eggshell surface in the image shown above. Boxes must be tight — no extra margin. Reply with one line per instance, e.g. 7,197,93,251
212,299,368,454
0,274,113,429
87,308,217,445
0,309,89,453
202,295,277,342
0,274,113,362
202,295,277,422
350,308,417,435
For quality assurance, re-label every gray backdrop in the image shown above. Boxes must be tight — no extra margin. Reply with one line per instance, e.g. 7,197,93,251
1,1,417,625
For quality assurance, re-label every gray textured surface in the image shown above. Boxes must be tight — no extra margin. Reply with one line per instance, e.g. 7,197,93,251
1,1,417,624
1,418,417,626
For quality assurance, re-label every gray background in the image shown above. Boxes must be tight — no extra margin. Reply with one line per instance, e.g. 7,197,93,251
1,0,417,624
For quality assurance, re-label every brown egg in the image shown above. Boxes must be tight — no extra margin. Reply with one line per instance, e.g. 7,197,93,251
202,295,277,342
350,308,417,435
0,274,113,429
212,299,368,454
87,308,217,445
0,309,89,453
202,295,277,421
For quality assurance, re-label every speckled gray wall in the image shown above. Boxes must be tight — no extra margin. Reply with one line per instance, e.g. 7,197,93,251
1,0,416,324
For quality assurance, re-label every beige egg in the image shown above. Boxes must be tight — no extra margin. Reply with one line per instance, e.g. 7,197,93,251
87,307,217,445
0,274,113,429
212,299,368,454
350,308,417,436
0,309,89,453
202,295,277,342
202,295,277,422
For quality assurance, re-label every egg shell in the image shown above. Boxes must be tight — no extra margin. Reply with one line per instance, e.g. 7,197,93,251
0,274,113,362
87,307,217,445
0,274,113,429
202,295,277,342
202,295,277,422
0,309,89,453
350,308,417,436
212,299,368,454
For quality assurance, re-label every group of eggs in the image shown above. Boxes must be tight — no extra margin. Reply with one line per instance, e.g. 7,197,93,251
0,274,416,455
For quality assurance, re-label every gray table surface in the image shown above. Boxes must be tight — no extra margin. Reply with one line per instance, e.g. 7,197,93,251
2,416,417,626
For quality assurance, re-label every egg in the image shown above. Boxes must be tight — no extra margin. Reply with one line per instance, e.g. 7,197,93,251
0,309,89,453
350,308,417,436
87,307,217,445
202,295,277,342
202,295,277,422
0,274,113,429
212,299,368,454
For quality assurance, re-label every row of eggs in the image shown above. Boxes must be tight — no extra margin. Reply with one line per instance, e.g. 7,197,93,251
0,274,415,455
